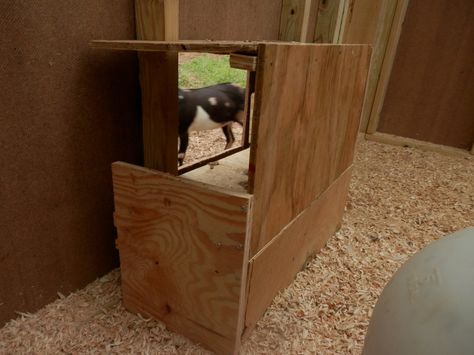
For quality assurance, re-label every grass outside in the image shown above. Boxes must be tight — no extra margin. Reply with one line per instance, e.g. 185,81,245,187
178,53,246,89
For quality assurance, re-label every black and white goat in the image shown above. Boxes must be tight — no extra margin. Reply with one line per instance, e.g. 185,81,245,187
178,83,245,165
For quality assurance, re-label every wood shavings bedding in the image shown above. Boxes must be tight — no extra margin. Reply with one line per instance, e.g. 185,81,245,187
1,139,473,354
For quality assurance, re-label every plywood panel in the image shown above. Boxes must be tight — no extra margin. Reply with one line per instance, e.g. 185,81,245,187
112,162,252,354
0,0,141,327
245,166,352,331
179,0,283,41
250,43,370,255
378,0,474,149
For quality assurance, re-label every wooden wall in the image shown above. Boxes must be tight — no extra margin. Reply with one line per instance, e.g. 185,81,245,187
0,1,141,326
377,0,474,150
179,0,283,40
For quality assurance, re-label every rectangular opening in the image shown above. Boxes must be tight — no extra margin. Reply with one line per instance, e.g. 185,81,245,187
176,52,256,193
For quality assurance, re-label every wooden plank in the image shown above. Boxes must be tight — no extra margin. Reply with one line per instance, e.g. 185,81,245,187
313,0,344,43
278,0,309,41
179,0,283,41
356,0,398,132
376,0,474,149
229,54,257,71
249,43,370,256
366,0,409,134
244,166,352,332
138,52,178,173
247,44,267,194
365,132,473,158
241,70,256,148
112,162,252,354
178,145,246,175
135,0,179,172
135,0,179,40
90,40,259,54
181,149,250,194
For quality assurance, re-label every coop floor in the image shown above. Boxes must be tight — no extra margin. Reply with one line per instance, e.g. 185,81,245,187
1,138,473,354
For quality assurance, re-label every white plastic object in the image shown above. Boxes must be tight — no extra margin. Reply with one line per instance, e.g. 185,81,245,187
363,227,474,355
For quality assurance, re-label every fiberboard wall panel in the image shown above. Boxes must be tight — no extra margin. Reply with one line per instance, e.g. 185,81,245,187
0,1,141,326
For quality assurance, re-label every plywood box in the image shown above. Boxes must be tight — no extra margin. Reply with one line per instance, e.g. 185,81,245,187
91,40,370,354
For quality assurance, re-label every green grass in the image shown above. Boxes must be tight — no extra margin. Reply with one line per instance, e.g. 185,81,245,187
178,54,246,89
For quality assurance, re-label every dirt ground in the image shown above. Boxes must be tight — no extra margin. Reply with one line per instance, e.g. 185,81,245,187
1,138,473,354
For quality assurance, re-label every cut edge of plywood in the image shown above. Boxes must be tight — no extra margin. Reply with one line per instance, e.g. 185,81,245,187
365,132,473,158
229,54,257,71
243,165,352,334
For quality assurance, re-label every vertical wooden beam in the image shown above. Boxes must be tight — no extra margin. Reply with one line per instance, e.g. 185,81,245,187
278,0,313,42
135,0,179,173
357,0,397,133
366,0,410,134
242,71,256,148
313,0,346,43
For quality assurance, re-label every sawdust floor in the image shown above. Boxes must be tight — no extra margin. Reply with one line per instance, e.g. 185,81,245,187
1,137,473,354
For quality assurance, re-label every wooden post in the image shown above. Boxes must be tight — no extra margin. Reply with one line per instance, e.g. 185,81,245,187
278,0,313,42
135,0,179,173
365,0,410,134
313,0,347,43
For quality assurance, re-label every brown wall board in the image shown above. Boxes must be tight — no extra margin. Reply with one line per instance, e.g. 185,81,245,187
179,0,283,40
0,1,141,326
378,0,474,149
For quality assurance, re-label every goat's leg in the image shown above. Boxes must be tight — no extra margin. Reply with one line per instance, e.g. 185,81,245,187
178,132,189,166
222,124,235,150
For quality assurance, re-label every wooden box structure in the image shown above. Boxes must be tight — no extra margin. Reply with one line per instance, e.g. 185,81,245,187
91,40,370,354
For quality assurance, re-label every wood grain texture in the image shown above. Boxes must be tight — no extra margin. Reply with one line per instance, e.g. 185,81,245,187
179,0,283,41
112,162,252,354
135,0,179,40
244,166,352,332
229,54,257,71
250,43,370,255
354,0,397,132
90,40,259,54
341,0,383,44
138,52,178,173
242,71,256,148
313,0,345,43
377,0,474,149
365,0,409,134
279,0,308,41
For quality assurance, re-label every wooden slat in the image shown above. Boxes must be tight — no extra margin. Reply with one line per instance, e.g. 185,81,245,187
178,0,283,41
242,70,256,148
356,0,398,132
365,132,473,158
178,145,246,175
138,52,178,173
112,162,252,354
229,54,257,71
366,0,409,134
313,0,345,43
249,43,370,256
278,0,310,41
90,40,259,54
244,166,352,332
